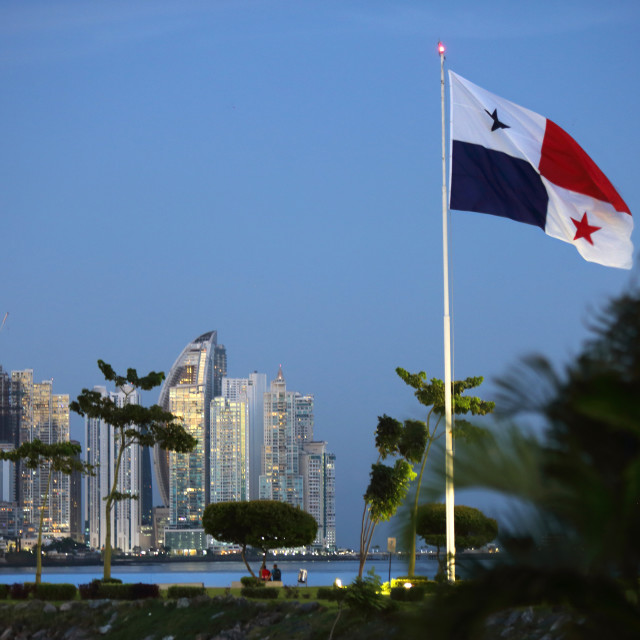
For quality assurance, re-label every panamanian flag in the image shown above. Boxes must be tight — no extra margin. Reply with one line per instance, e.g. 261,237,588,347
449,71,633,269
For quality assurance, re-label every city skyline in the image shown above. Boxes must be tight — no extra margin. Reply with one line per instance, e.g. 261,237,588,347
1,1,638,548
0,352,337,552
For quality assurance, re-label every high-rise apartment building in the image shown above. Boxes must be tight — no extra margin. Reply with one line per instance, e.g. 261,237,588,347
0,366,19,505
221,372,266,500
0,366,19,448
11,371,70,536
155,331,226,531
69,439,83,543
140,446,153,527
300,441,336,550
210,396,249,502
259,367,309,509
84,385,142,552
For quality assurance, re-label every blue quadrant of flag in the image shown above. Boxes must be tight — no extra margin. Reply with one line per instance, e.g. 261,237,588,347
450,140,549,229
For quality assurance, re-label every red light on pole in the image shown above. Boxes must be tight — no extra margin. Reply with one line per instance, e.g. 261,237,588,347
438,42,445,55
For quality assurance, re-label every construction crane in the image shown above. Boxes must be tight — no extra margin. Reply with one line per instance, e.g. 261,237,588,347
0,312,7,333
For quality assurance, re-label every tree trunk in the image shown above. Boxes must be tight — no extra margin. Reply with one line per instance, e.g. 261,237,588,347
103,495,112,581
408,437,435,577
104,431,126,581
358,503,376,578
240,544,256,578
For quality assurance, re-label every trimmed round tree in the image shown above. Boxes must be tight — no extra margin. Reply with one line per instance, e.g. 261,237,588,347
416,503,498,570
202,500,318,577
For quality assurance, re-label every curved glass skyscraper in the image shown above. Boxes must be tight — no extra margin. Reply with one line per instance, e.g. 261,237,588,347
153,331,227,526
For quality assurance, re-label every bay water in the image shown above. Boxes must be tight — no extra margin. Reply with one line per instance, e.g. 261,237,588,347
0,556,446,588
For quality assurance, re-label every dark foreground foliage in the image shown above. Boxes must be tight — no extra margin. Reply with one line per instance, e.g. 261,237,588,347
401,287,640,638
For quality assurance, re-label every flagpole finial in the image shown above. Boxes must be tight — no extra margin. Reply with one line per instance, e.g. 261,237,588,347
438,41,445,55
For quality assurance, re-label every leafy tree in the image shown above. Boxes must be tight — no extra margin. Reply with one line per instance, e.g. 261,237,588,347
358,415,427,578
416,502,497,576
0,440,94,584
202,500,318,577
395,368,494,576
44,536,86,554
70,360,197,581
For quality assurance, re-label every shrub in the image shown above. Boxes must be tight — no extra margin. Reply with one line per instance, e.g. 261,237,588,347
92,582,132,600
283,585,300,599
389,586,425,601
316,586,346,602
241,586,279,599
79,580,101,600
34,583,77,601
344,570,393,618
392,575,431,587
10,583,33,600
0,584,9,600
78,579,157,601
130,583,160,599
240,576,263,588
166,585,205,599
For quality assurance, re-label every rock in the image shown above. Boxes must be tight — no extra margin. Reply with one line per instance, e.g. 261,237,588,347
297,601,320,613
0,629,13,640
63,627,90,640
176,597,190,609
98,624,111,635
521,607,535,625
43,602,57,613
256,612,283,627
60,601,76,611
88,599,109,609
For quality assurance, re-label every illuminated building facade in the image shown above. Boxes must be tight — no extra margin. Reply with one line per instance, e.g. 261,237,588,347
210,396,249,503
221,372,266,500
155,332,227,536
259,367,309,509
300,441,337,550
11,371,70,536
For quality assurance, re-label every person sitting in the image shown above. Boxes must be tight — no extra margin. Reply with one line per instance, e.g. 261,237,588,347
271,563,281,581
260,563,271,581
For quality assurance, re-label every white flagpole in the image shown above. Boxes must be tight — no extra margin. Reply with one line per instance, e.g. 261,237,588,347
439,41,455,583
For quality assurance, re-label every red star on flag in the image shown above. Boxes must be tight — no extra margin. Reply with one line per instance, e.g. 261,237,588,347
571,212,601,245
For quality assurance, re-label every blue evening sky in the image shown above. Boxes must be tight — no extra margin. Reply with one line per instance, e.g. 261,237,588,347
1,0,638,548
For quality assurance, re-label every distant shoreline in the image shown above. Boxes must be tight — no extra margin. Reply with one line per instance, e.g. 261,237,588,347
0,550,495,569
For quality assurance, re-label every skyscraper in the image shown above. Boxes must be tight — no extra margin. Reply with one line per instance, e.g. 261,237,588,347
11,371,70,536
84,385,142,552
259,367,308,509
0,366,19,505
69,439,83,543
300,441,336,550
0,366,19,448
210,396,248,502
155,331,226,530
221,372,266,500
